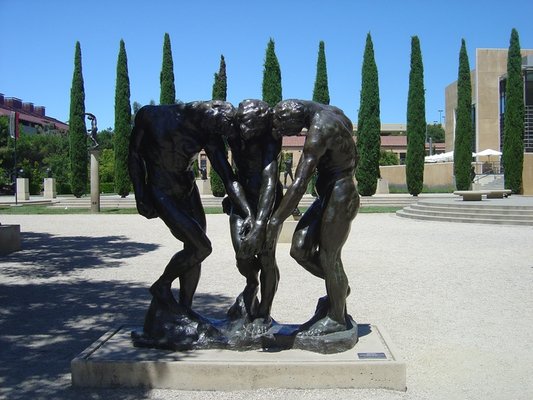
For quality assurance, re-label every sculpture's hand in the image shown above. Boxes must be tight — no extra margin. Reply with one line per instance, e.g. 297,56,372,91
237,222,266,259
239,215,254,238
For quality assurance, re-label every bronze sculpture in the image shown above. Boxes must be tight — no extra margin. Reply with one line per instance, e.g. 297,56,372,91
128,99,359,353
128,101,254,327
83,112,99,149
266,99,360,336
225,99,282,334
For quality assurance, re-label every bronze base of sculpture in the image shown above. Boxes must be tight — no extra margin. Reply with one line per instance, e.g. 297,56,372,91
131,294,358,354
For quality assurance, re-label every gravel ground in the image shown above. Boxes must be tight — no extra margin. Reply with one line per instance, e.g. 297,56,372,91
0,212,532,400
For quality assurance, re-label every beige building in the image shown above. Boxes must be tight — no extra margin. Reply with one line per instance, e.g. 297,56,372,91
445,48,533,193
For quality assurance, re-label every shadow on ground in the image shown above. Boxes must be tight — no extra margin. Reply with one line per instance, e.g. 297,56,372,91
0,231,160,278
0,231,234,400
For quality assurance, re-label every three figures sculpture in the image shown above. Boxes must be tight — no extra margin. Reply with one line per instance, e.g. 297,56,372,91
128,99,360,353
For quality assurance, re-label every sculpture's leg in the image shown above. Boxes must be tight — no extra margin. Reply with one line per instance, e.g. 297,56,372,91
150,188,211,312
228,213,260,318
319,178,359,324
254,249,280,322
290,200,324,279
235,257,261,317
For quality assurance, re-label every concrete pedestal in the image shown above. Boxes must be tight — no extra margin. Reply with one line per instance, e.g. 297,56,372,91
0,224,21,255
43,178,57,199
196,178,212,195
90,150,100,213
376,178,389,194
279,219,298,243
16,178,29,201
71,324,405,391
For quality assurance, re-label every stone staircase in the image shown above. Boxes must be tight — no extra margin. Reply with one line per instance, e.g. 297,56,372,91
49,193,421,210
473,174,505,190
396,198,533,226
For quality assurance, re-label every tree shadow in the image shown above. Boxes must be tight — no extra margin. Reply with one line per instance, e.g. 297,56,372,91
0,279,233,400
0,229,235,399
0,231,160,279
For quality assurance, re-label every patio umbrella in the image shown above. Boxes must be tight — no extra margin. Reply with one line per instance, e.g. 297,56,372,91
474,149,502,157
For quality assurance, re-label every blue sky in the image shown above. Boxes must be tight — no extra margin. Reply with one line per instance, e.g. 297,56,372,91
2,0,533,130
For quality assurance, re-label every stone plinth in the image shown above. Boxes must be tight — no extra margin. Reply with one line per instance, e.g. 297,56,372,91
43,178,57,199
196,178,211,195
0,224,21,255
71,324,405,391
376,178,389,194
16,178,29,201
90,150,100,213
279,219,300,243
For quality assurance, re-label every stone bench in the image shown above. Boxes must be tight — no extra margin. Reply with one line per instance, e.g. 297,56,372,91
486,189,512,199
0,224,21,255
453,190,490,201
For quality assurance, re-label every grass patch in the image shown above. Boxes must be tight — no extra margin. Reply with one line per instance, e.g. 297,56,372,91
389,184,454,194
1,204,401,215
359,206,402,213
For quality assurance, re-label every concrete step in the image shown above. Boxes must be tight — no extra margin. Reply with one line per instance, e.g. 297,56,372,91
396,209,533,226
409,203,533,216
49,194,419,209
397,197,533,226
399,206,533,222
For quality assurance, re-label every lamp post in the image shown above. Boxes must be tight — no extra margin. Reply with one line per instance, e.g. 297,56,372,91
438,109,444,126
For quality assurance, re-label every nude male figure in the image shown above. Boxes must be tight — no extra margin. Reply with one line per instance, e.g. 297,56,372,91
224,99,283,332
265,99,360,336
128,101,254,316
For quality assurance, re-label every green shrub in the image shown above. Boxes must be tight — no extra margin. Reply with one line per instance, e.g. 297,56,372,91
100,182,115,193
210,168,225,197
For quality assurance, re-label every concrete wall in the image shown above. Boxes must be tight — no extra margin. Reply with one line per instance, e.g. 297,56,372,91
475,49,507,153
380,162,454,189
523,153,533,195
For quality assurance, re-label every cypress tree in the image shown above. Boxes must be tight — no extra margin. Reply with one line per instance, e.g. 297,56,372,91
114,39,132,197
68,41,87,198
210,55,228,197
212,55,227,101
454,39,473,190
262,38,282,107
355,33,381,196
160,33,176,105
503,28,524,194
406,36,426,196
312,41,330,105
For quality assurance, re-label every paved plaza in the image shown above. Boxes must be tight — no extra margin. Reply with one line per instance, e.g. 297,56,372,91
0,210,532,399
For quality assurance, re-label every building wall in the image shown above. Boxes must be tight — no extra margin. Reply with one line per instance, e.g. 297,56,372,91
475,49,508,152
380,162,454,188
446,48,533,152
444,81,457,152
523,153,533,195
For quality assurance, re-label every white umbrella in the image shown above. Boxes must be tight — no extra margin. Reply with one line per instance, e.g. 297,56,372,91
475,149,502,157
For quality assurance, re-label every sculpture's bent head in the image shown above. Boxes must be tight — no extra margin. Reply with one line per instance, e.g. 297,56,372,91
204,100,237,139
236,99,272,141
272,99,307,139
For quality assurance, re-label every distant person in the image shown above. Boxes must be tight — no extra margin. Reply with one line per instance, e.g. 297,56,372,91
265,99,360,336
283,156,294,187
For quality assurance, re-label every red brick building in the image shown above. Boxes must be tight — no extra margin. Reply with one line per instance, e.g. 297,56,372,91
0,93,68,135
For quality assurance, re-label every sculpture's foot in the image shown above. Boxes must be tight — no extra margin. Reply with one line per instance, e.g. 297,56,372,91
227,293,249,321
149,280,185,315
297,316,347,337
227,292,259,322
244,317,273,337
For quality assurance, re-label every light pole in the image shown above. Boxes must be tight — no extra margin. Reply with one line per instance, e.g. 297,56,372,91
438,109,444,125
